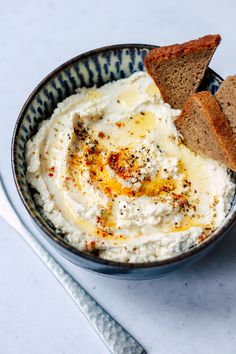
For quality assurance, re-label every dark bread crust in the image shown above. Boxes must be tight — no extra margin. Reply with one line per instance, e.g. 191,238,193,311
145,35,221,62
144,35,221,109
175,91,236,171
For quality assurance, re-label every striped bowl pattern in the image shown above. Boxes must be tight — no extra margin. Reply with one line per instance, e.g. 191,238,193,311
11,44,236,279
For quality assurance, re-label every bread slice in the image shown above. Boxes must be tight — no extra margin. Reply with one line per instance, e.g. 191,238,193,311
215,75,236,135
144,34,221,109
175,91,236,171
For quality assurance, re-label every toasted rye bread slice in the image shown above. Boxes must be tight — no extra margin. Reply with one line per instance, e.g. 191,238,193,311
144,34,221,109
215,75,236,135
175,91,236,171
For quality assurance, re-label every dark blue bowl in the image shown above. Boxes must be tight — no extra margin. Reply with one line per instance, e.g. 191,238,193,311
12,44,236,279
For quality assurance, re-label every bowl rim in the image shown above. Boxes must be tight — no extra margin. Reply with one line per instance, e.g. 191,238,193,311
12,43,236,270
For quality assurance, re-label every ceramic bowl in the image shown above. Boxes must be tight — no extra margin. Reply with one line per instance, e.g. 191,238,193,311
12,44,236,279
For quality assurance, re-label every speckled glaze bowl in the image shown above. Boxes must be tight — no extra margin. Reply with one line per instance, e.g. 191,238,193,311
12,44,236,279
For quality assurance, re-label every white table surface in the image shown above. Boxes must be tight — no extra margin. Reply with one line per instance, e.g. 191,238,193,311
1,0,236,353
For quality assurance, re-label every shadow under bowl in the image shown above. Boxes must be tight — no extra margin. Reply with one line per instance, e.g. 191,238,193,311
12,44,236,279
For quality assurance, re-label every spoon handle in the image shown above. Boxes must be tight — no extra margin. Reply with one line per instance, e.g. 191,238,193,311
0,175,146,354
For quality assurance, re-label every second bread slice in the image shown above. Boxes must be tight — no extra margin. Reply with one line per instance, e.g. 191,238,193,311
175,91,236,171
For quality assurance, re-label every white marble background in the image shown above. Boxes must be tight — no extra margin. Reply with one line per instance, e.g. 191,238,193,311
1,0,236,353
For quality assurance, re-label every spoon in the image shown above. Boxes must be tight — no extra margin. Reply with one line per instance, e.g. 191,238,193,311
0,173,146,354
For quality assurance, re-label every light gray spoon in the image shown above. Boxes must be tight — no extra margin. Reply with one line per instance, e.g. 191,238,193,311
0,173,146,354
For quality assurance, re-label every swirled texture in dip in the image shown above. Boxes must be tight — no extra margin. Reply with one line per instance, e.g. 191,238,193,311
26,72,235,263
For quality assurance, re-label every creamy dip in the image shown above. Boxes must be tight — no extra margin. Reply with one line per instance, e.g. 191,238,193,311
26,72,235,263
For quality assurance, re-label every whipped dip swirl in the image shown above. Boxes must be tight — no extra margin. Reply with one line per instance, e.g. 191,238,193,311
26,72,235,263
